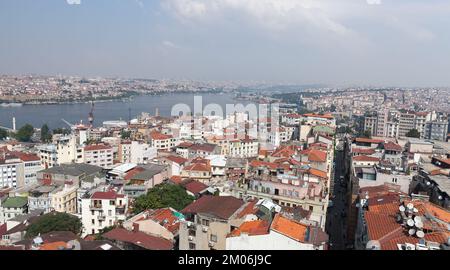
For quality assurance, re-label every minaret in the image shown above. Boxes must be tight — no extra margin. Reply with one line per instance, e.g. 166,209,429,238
12,117,16,131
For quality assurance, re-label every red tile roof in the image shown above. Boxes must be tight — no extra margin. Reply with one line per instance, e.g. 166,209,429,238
383,142,403,152
271,145,298,158
303,113,334,120
270,214,308,242
150,131,172,140
182,196,244,220
353,155,380,162
124,167,146,181
308,150,327,163
236,200,259,219
138,208,181,235
84,144,112,151
91,191,125,200
165,155,188,165
169,176,183,184
8,151,40,162
228,220,270,237
182,180,208,195
352,148,376,155
355,138,384,144
103,228,173,250
183,163,211,172
308,168,328,179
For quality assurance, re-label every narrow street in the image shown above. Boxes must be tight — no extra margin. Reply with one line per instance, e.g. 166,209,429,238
326,146,349,250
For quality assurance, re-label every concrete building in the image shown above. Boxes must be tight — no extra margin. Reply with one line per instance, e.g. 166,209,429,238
0,154,24,188
179,196,246,250
80,190,128,236
0,196,28,224
82,144,114,169
118,141,157,164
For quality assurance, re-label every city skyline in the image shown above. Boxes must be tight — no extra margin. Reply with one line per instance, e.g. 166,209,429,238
1,0,450,87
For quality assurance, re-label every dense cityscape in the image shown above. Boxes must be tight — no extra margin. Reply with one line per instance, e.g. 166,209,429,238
0,77,449,251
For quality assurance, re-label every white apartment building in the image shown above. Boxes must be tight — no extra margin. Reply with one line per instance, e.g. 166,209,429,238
118,141,157,164
228,138,259,158
12,152,42,186
82,144,114,169
38,144,58,169
0,154,23,188
56,135,78,165
81,190,128,236
150,131,178,151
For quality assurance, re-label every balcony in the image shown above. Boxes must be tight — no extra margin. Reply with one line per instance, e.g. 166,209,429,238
89,204,103,210
98,215,106,221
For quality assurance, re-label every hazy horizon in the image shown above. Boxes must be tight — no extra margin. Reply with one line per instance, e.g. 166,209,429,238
1,0,450,87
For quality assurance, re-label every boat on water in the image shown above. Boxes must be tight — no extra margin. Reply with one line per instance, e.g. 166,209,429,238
0,103,23,107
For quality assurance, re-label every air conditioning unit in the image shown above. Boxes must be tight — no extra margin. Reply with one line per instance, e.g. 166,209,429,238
202,226,209,233
209,241,215,247
188,236,194,242
187,221,193,228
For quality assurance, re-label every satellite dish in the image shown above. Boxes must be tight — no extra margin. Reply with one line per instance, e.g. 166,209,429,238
399,205,406,212
438,196,443,200
408,229,416,236
407,203,414,210
416,231,425,238
426,181,431,186
414,216,422,223
413,208,419,213
407,219,415,227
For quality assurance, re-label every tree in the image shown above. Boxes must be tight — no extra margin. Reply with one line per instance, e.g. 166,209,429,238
25,212,82,238
406,129,420,138
121,130,132,140
41,124,52,143
133,183,194,214
53,128,70,135
358,129,372,138
0,128,8,140
14,124,34,142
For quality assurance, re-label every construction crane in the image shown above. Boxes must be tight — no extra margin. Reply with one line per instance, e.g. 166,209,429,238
88,101,95,128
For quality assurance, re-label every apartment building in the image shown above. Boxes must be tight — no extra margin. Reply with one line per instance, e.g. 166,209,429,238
228,138,259,158
150,131,178,151
0,154,24,188
0,196,28,224
83,144,114,169
51,183,78,214
81,190,128,236
179,196,246,250
118,141,157,164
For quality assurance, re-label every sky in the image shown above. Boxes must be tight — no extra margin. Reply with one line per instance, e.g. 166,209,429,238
1,0,450,87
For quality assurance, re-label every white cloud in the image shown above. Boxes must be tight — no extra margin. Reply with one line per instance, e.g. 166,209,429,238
162,0,353,36
162,40,180,49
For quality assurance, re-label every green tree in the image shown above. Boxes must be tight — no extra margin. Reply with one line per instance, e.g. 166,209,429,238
406,129,420,138
25,212,82,239
53,128,70,135
41,124,52,143
14,124,34,142
133,183,194,214
121,130,132,140
0,128,8,140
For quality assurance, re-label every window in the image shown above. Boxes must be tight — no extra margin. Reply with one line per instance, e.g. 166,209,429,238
210,234,218,243
108,210,112,216
202,219,210,226
189,243,196,250
188,229,196,237
110,200,115,205
91,219,95,225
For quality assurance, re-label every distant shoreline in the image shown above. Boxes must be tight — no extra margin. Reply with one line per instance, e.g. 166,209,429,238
0,90,231,107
